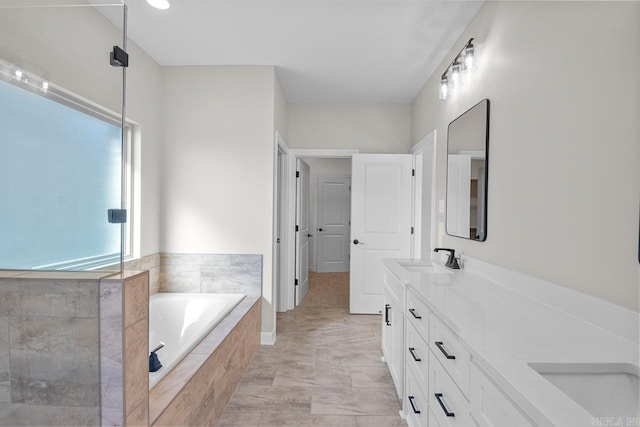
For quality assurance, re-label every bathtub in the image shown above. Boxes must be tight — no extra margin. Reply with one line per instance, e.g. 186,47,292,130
148,292,246,389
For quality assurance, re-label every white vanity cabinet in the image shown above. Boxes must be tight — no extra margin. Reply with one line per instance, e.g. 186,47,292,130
469,363,536,427
404,288,431,427
428,350,472,426
429,314,471,399
382,269,405,399
384,261,540,427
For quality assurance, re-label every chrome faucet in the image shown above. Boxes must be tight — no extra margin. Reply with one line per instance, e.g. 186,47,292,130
434,248,460,269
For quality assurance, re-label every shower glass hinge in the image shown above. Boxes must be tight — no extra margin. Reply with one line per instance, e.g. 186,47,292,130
108,209,127,224
110,45,129,67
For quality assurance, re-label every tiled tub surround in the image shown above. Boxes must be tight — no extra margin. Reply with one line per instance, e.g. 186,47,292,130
121,252,262,298
121,253,161,295
148,292,246,388
159,253,262,296
100,271,150,426
149,296,261,426
0,270,109,426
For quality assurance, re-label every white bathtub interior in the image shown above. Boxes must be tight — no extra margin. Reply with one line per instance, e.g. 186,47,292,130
148,293,246,389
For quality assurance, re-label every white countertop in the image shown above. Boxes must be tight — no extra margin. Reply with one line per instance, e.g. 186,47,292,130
383,258,640,427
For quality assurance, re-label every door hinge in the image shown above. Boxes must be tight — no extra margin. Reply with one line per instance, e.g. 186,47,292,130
295,225,299,232
412,169,415,176
411,226,414,234
295,279,299,286
296,171,300,178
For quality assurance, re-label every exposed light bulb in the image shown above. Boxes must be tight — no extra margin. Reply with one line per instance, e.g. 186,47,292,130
439,77,449,100
15,69,22,79
42,81,49,91
464,44,475,70
146,0,170,9
450,62,461,86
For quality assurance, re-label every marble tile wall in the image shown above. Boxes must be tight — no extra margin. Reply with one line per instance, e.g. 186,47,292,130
0,272,103,426
159,253,262,297
121,252,259,297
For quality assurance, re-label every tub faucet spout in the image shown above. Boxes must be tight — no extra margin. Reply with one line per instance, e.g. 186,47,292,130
149,342,165,373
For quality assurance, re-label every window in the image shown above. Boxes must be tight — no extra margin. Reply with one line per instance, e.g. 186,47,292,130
0,65,133,270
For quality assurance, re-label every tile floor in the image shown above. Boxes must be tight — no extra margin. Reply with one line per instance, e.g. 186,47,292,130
217,271,407,426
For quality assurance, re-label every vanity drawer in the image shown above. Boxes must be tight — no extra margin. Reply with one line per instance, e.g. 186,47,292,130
406,288,430,341
405,364,429,427
470,363,535,427
384,269,403,305
429,313,471,399
429,351,472,427
405,320,429,396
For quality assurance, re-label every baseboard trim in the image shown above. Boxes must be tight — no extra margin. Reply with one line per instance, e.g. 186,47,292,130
260,330,276,345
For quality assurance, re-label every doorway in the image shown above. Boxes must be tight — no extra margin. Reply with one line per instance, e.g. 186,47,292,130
296,157,352,306
276,144,436,316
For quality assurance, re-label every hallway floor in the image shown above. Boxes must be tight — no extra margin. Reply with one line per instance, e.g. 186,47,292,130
217,271,407,426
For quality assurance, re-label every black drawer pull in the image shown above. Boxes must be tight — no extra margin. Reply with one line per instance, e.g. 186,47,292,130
434,341,456,359
408,308,422,319
408,395,421,414
384,304,391,326
408,347,421,362
434,393,455,417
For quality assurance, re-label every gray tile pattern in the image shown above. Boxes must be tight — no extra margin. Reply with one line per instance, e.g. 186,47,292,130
0,276,101,426
160,253,262,296
218,272,407,426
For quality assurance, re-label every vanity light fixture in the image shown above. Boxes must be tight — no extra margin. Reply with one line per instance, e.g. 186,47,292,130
439,38,476,101
146,0,170,9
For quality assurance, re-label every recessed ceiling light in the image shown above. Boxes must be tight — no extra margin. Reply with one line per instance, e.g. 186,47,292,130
146,0,170,10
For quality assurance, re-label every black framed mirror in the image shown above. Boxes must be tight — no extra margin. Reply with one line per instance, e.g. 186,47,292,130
445,99,490,241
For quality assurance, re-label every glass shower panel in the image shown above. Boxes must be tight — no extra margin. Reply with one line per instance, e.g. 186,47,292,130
0,1,127,271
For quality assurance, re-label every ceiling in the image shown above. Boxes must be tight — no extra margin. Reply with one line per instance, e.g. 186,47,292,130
98,0,483,103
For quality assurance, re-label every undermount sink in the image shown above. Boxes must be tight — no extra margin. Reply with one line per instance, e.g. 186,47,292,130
398,262,451,274
529,362,640,418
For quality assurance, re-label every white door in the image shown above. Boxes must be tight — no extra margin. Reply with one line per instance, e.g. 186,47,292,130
446,154,471,238
316,176,351,273
350,154,413,314
295,159,310,305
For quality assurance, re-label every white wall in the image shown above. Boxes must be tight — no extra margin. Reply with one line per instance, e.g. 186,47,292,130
272,72,289,336
412,1,640,311
274,72,289,141
161,66,278,336
289,104,411,153
0,4,163,258
302,158,352,270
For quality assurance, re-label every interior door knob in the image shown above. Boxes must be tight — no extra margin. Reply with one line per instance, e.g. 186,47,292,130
307,233,313,238
318,228,324,232
353,239,364,245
